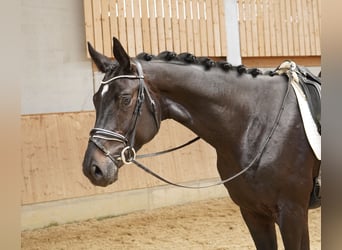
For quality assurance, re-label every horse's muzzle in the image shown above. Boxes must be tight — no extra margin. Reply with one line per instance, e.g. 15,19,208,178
82,145,120,187
85,162,118,187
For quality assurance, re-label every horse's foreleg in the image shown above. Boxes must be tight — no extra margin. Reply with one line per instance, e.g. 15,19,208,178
277,205,310,250
240,208,278,250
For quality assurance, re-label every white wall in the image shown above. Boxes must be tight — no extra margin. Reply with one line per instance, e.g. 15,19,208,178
21,0,94,114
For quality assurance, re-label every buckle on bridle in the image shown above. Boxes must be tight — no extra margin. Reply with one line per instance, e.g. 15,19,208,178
120,146,136,164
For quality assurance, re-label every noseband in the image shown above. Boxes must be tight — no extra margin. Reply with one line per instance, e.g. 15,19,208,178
89,61,159,165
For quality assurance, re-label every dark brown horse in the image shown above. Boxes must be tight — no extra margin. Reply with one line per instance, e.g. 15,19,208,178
82,37,320,249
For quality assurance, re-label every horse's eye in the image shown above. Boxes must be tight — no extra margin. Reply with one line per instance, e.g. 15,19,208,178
120,94,132,106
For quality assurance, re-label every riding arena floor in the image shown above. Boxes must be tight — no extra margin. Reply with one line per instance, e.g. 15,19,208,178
21,197,321,250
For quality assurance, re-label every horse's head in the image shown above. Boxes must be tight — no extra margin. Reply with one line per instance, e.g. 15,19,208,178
83,38,160,187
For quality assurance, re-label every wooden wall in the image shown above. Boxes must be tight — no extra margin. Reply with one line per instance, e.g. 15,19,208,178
21,112,218,205
84,0,227,57
84,0,321,60
238,0,321,57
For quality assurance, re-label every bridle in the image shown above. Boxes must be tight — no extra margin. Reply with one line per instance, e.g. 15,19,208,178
88,60,291,189
89,60,160,165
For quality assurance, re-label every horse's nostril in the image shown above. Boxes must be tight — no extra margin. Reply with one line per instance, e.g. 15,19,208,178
91,164,104,179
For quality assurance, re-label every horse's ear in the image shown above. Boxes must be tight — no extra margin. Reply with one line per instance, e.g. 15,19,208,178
87,42,112,73
113,37,131,71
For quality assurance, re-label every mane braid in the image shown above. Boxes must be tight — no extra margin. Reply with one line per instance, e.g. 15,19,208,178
177,52,199,64
247,68,263,78
157,51,177,61
135,51,268,77
217,61,233,71
236,65,247,75
136,52,155,61
198,57,216,70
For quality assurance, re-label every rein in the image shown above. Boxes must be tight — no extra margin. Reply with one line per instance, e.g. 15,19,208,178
89,61,291,189
133,80,291,189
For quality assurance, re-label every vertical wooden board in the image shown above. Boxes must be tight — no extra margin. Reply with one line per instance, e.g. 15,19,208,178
218,0,227,56
301,0,311,55
285,0,294,56
141,0,151,53
238,0,247,57
198,0,208,55
117,0,128,54
312,0,321,54
133,0,143,54
291,0,300,55
256,0,265,56
306,0,316,54
206,0,215,56
84,0,94,58
244,0,253,56
185,0,194,54
250,0,259,56
279,0,288,56
21,116,47,203
149,0,159,54
171,0,180,53
178,0,187,52
101,0,112,57
192,0,201,55
55,114,84,198
268,0,277,56
109,0,119,44
23,115,48,203
211,0,221,56
164,0,173,51
273,0,283,56
125,0,136,56
35,115,64,202
92,0,104,53
296,0,305,55
40,115,60,202
24,115,49,203
263,0,271,56
317,0,321,35
156,0,166,52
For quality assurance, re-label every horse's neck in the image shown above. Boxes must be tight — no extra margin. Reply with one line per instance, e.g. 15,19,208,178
144,61,285,153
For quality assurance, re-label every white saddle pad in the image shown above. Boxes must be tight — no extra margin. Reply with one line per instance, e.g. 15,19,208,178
291,81,321,160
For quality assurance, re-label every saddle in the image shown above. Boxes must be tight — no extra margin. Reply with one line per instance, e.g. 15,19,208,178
296,66,321,134
273,61,321,209
273,61,321,134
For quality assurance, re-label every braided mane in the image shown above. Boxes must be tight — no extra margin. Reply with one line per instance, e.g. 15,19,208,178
136,51,270,78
